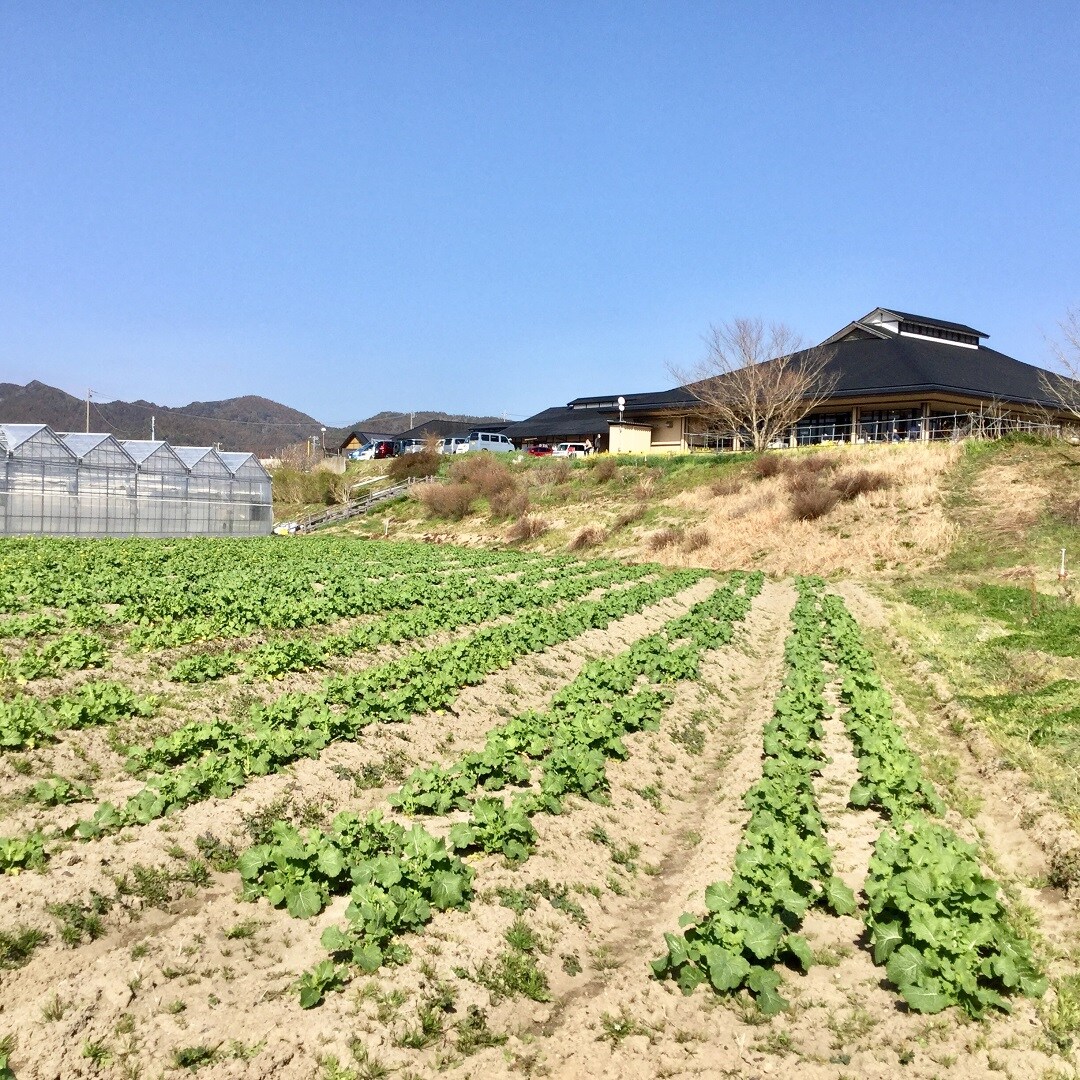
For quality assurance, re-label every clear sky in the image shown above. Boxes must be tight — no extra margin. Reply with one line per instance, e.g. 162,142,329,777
2,1,1079,425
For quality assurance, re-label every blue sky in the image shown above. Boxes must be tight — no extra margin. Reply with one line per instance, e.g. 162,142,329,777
2,1,1079,426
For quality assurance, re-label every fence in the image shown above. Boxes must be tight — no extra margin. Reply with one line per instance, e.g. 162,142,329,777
686,409,1073,452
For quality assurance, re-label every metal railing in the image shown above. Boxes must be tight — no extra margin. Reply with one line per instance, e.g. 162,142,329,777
290,476,436,533
685,410,1072,452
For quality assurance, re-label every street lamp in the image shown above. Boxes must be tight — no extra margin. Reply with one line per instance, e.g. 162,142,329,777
617,396,625,424
320,426,326,452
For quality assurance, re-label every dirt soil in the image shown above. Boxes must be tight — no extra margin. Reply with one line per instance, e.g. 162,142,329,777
1,577,1078,1079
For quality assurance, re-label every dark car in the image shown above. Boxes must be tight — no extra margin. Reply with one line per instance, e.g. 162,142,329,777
372,440,395,459
527,444,553,456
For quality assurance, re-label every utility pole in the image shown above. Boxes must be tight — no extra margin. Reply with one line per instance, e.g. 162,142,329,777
151,415,155,441
85,389,94,433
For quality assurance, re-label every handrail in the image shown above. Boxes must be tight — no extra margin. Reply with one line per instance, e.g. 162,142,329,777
291,475,436,533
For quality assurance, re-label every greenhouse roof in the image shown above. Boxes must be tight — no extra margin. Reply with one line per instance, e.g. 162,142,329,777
0,423,52,452
172,446,225,471
218,451,269,478
59,432,134,462
122,440,184,466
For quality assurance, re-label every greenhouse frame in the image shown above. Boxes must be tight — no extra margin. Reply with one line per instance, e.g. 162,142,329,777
0,424,273,537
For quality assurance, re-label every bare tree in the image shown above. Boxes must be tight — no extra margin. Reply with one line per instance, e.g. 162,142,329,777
670,318,837,452
1039,306,1080,422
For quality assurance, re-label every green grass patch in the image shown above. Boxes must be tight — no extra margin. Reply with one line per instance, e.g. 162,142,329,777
902,583,1080,658
968,680,1080,753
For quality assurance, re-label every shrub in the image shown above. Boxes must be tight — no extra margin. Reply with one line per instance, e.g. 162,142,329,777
647,527,682,551
710,477,742,497
794,452,839,475
590,458,618,483
507,515,549,543
613,504,647,530
489,488,528,519
271,466,338,507
538,459,573,486
832,468,893,501
568,526,605,551
450,455,517,501
752,454,784,478
682,527,711,553
416,482,474,520
389,449,441,481
790,486,840,521
785,468,822,494
1052,495,1080,526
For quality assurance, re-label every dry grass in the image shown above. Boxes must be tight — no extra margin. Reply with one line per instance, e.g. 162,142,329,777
568,525,606,551
590,458,618,483
1051,494,1080,526
967,461,1055,538
415,482,474,520
710,477,742,497
647,527,682,551
832,468,893,500
682,527,711,552
663,442,961,575
388,449,441,481
634,475,656,500
613,503,648,530
507,514,549,542
489,488,529,518
790,486,840,520
535,459,573,486
449,455,516,499
752,454,784,478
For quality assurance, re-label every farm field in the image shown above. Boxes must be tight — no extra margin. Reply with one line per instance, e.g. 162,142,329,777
0,535,1078,1079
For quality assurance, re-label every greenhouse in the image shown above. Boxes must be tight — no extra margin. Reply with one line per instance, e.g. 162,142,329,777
0,424,273,537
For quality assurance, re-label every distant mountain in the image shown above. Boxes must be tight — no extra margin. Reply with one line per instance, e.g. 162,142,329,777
331,410,506,441
0,381,509,458
0,381,328,458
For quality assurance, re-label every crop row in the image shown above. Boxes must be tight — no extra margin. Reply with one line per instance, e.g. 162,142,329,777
166,559,650,682
0,681,156,753
818,589,1046,1017
0,630,108,684
0,537,584,643
0,568,702,868
652,580,854,1014
237,572,764,1005
656,580,1046,1019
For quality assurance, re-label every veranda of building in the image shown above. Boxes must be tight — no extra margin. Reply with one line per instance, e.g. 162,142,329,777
501,308,1076,453
0,425,273,537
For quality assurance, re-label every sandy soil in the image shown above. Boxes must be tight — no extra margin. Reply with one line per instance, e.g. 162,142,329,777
0,575,1078,1079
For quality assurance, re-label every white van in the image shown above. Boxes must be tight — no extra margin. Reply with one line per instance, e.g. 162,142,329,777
462,431,515,454
437,436,469,455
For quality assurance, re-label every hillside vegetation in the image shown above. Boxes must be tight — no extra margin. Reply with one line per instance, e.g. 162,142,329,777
336,442,960,576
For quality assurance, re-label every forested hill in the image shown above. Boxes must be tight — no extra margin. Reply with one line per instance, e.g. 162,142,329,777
0,381,504,457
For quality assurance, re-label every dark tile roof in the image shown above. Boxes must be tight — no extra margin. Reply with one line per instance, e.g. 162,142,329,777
565,387,696,409
501,407,619,440
871,308,988,338
514,314,1071,439
811,334,1063,408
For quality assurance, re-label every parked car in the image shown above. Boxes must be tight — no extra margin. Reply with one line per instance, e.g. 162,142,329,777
355,440,395,460
461,431,515,454
526,444,553,456
395,439,427,455
437,436,469,454
551,442,589,457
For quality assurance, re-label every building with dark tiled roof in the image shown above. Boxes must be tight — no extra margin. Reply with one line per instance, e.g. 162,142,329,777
500,308,1074,452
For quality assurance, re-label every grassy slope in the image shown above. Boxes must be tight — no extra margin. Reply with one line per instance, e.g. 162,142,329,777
877,437,1080,833
331,442,963,576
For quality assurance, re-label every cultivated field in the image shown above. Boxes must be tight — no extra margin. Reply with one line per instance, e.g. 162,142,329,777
0,534,1077,1079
